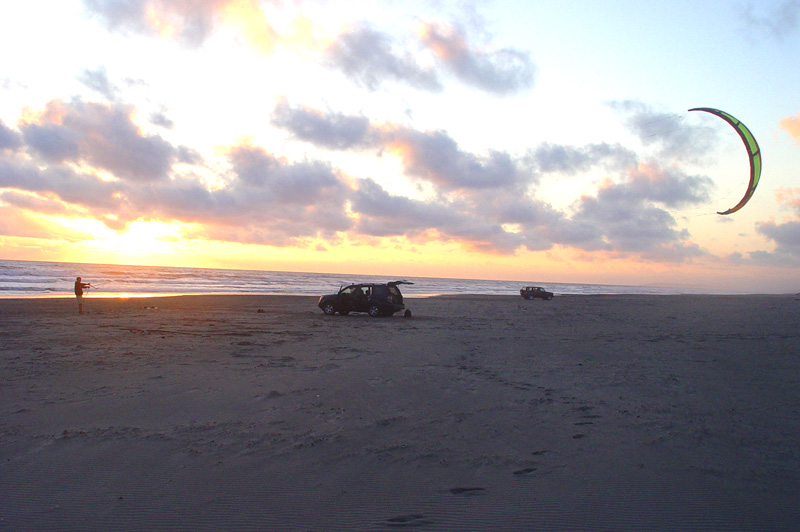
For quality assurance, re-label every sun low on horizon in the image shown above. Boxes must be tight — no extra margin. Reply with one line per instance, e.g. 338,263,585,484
1,0,800,293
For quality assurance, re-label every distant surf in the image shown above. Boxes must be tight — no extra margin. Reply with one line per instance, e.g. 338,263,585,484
0,259,718,298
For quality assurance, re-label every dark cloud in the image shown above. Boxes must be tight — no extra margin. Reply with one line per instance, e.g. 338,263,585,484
530,142,638,175
267,99,709,259
271,98,372,149
325,24,442,91
568,164,711,257
351,178,526,252
574,193,684,253
0,120,23,151
20,123,81,163
757,220,800,257
2,97,356,244
130,144,354,245
227,144,346,205
351,177,456,236
624,163,713,208
176,145,202,165
19,99,176,182
270,101,530,191
78,67,118,99
3,88,718,260
454,188,568,252
150,110,175,129
0,158,127,216
82,0,229,47
382,128,524,190
0,137,354,245
418,21,535,95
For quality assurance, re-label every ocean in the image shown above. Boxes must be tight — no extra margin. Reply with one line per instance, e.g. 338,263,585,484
0,259,707,298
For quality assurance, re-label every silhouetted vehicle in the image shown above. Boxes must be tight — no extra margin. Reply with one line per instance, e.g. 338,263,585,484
520,286,554,300
318,281,412,317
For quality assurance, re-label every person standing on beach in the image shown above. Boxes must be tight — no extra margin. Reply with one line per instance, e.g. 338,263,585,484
74,277,91,314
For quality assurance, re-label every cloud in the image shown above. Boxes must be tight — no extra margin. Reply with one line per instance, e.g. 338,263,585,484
129,143,354,245
0,134,355,245
83,1,536,95
779,112,800,144
267,99,712,259
19,99,176,182
622,162,713,208
346,169,710,258
82,0,231,46
744,0,800,40
0,190,70,216
271,100,531,191
78,67,119,100
271,98,373,149
325,24,442,91
529,142,638,175
227,143,345,204
382,127,525,190
0,120,23,151
0,158,127,216
609,100,717,162
351,177,460,236
351,178,527,253
756,220,800,262
176,145,202,165
417,21,535,95
324,19,536,95
3,89,715,260
568,163,712,257
3,101,359,245
20,122,80,163
150,109,175,129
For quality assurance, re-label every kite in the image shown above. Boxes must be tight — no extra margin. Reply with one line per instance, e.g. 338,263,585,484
688,107,761,215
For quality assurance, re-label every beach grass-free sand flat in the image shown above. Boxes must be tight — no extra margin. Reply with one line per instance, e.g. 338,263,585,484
1,294,799,531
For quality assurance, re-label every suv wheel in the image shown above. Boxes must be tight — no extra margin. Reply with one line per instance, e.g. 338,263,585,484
368,304,382,317
322,303,336,315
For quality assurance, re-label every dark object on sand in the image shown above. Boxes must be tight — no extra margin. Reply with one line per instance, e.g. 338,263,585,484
318,281,412,317
404,309,412,318
520,286,554,301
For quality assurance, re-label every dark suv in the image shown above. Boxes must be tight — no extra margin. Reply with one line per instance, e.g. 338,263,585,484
318,281,412,317
520,286,554,300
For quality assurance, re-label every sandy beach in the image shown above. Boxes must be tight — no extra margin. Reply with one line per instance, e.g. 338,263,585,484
1,293,799,531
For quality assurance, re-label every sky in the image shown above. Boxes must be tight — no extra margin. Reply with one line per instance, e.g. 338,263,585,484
1,0,799,292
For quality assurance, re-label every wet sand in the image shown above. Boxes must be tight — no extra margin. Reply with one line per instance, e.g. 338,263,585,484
1,294,799,531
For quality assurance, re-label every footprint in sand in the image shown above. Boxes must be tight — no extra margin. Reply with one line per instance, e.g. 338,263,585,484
448,487,485,496
383,514,433,527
